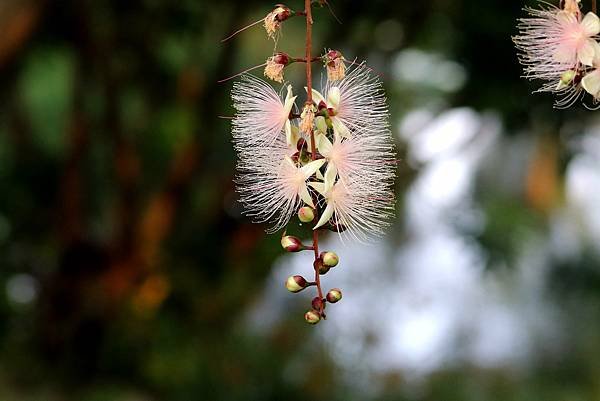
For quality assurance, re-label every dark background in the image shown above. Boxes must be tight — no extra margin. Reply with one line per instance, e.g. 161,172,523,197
0,0,599,400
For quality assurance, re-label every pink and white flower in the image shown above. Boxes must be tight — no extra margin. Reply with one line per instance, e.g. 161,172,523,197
236,134,324,232
310,63,389,140
231,75,296,147
309,177,395,243
514,3,600,85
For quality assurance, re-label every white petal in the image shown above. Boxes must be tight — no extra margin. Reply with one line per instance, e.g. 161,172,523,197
324,163,337,192
317,134,333,156
582,70,600,97
309,88,326,105
327,87,341,109
578,39,598,66
300,159,325,178
313,202,334,230
316,169,324,180
308,182,327,196
581,12,600,36
331,117,351,139
283,85,297,118
285,120,294,147
299,184,314,208
591,40,600,67
284,155,296,168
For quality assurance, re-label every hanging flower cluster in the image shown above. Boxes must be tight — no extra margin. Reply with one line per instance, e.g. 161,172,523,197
224,2,396,324
514,0,600,108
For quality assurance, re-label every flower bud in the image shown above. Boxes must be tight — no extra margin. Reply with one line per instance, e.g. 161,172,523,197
320,251,339,267
285,275,309,293
264,52,290,83
556,69,576,90
298,206,315,223
324,50,346,81
311,296,324,311
281,235,304,252
326,288,342,303
314,258,330,275
304,309,321,324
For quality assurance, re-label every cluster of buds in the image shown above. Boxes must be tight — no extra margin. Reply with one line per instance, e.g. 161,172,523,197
282,216,343,325
514,0,600,108
227,1,396,324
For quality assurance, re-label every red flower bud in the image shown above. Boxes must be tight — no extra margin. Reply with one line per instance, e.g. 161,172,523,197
285,275,309,293
281,235,304,252
304,309,321,325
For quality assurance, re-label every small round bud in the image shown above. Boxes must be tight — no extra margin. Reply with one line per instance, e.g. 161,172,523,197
285,275,308,293
298,206,315,223
326,288,342,303
321,251,339,268
281,235,304,252
304,309,321,324
314,259,330,275
311,296,324,311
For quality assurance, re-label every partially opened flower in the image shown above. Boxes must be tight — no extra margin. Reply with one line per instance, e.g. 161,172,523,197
514,3,600,85
232,75,296,147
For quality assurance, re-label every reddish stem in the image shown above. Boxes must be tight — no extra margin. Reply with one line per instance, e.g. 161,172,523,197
594,0,597,14
304,0,325,316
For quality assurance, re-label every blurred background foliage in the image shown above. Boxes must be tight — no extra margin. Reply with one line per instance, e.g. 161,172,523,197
1,0,600,400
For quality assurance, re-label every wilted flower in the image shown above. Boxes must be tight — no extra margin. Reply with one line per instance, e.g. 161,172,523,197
264,53,290,83
324,50,346,81
300,103,316,134
232,75,296,146
264,5,292,41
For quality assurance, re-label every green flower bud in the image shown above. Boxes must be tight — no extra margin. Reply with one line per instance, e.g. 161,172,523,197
281,235,304,252
326,288,342,303
304,309,321,324
315,116,328,134
285,275,309,293
298,206,315,223
321,251,339,267
561,70,576,84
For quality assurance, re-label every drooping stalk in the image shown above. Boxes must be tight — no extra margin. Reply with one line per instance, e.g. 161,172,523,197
304,0,325,315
